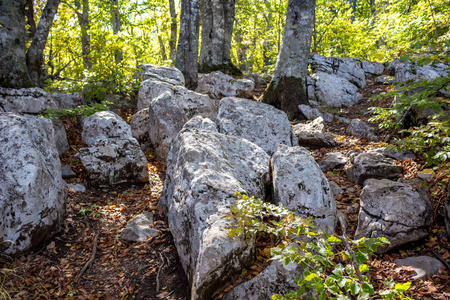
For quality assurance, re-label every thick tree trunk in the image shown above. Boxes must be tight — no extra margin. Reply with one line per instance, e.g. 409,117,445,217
26,0,61,87
0,0,34,88
110,0,123,63
199,0,241,75
169,0,177,62
158,36,168,61
75,0,92,69
175,0,200,90
262,0,316,120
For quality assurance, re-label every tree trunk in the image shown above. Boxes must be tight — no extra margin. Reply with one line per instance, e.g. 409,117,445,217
110,0,123,63
169,0,177,62
175,0,200,90
199,0,241,75
75,0,92,69
25,0,37,37
262,0,316,120
158,35,168,61
0,0,34,88
26,0,61,87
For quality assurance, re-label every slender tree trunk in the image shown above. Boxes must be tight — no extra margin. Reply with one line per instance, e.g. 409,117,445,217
0,0,34,88
75,0,92,69
26,0,61,87
110,0,123,63
169,0,177,62
199,0,241,75
25,0,37,37
176,0,200,90
262,0,316,120
158,35,168,61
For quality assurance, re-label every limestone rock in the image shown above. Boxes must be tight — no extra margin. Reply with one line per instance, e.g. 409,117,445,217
196,71,254,99
388,59,450,84
130,108,150,150
183,115,218,133
329,181,344,195
120,211,160,242
312,72,363,108
61,165,76,178
361,60,385,76
298,104,333,122
0,113,66,255
346,150,403,185
138,64,185,86
293,117,338,147
82,111,132,146
52,119,69,156
137,78,174,111
319,152,348,172
271,145,336,233
374,75,394,85
346,119,379,142
79,138,149,186
355,179,432,252
67,183,86,192
216,97,297,155
159,125,270,300
395,256,443,280
148,87,219,161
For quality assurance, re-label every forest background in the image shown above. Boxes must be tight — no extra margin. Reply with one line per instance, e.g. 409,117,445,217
33,0,450,98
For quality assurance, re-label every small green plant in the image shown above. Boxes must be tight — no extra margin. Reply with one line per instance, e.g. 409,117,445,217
41,101,112,120
78,204,104,218
225,193,412,300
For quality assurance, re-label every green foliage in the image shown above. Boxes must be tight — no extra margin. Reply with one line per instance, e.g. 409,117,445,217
369,72,450,165
226,193,411,299
41,101,111,119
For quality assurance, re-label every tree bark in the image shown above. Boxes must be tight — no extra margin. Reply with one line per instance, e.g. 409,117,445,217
26,0,61,87
158,35,168,61
0,0,34,88
75,0,92,69
261,0,316,120
25,0,37,37
110,0,123,63
175,0,200,90
199,0,241,75
169,0,177,62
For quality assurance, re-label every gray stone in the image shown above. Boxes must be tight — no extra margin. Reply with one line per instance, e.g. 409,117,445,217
138,64,185,86
395,256,443,280
216,97,297,156
309,53,366,88
160,125,270,300
137,78,174,111
355,179,432,252
61,165,76,178
346,150,403,185
374,75,394,85
319,152,348,172
79,138,149,186
298,104,333,122
329,181,344,195
67,183,86,193
183,115,218,133
130,108,150,151
148,86,219,162
0,113,66,255
312,72,363,108
271,145,336,233
120,211,160,242
52,119,70,157
371,147,416,161
293,117,338,147
361,60,385,76
346,119,379,142
388,59,450,84
196,71,254,99
243,74,268,85
82,111,132,146
371,88,384,95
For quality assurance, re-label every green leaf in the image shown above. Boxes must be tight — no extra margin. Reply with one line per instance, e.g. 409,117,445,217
394,282,411,293
359,264,369,273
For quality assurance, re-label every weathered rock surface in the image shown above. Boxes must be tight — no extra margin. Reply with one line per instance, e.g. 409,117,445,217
0,113,66,255
271,145,336,233
137,78,174,111
79,138,149,186
52,119,70,156
293,117,338,147
395,256,443,280
67,183,86,192
388,59,450,84
0,87,79,114
298,104,333,122
361,60,385,76
216,97,297,155
319,152,348,172
311,72,363,108
183,115,218,132
329,181,344,195
346,150,403,185
346,119,379,142
159,125,270,300
82,111,132,146
61,165,76,178
130,108,150,150
309,53,366,88
355,179,432,252
374,75,394,85
196,71,254,99
148,87,219,161
138,64,185,86
120,211,160,242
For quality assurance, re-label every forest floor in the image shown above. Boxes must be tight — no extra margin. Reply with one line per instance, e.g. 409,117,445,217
1,78,450,300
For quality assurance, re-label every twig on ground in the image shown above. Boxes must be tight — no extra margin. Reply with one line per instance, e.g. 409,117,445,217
338,217,364,283
156,252,165,293
428,246,450,270
77,232,99,281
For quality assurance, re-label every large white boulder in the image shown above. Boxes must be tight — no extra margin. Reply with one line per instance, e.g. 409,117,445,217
0,113,66,255
361,60,385,76
137,78,174,111
216,97,297,155
130,108,150,150
271,145,336,233
138,64,185,86
160,124,270,300
196,71,254,99
292,117,338,147
148,87,219,162
82,111,132,146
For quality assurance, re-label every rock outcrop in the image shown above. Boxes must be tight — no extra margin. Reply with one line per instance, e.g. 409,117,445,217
196,71,254,99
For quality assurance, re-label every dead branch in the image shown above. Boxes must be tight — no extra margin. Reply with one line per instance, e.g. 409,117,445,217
77,232,99,281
